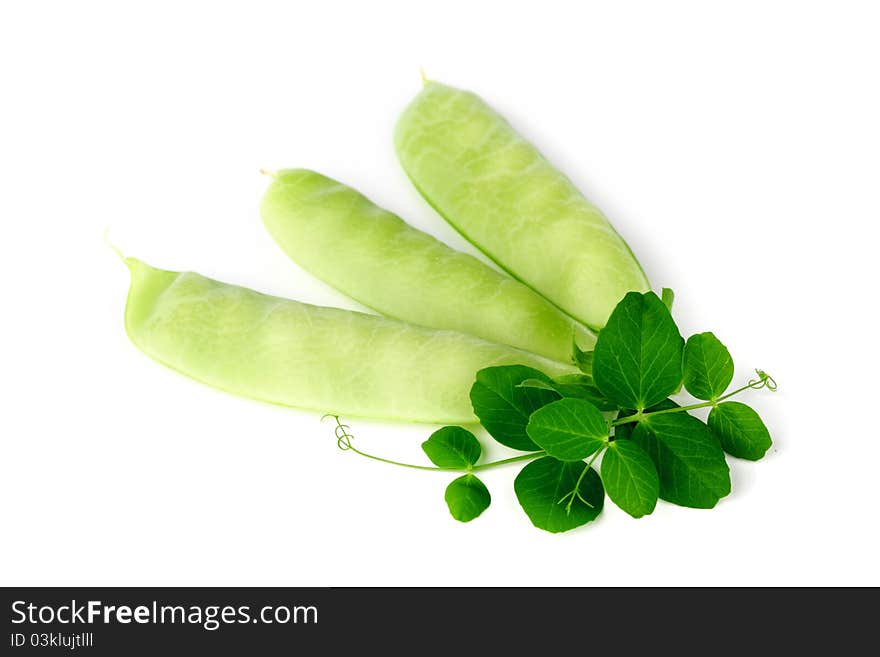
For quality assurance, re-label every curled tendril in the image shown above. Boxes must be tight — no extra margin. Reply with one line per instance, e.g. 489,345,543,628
321,414,354,450
747,369,778,392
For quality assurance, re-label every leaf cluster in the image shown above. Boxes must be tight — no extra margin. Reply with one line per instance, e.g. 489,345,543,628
339,289,776,533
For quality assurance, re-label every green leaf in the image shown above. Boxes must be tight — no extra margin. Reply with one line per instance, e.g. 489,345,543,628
683,332,734,400
470,365,559,451
526,398,608,461
572,341,594,375
553,384,616,411
614,410,636,441
444,475,491,522
553,381,616,412
648,399,682,413
422,426,481,468
514,457,604,533
601,440,659,518
613,422,635,441
554,373,594,387
708,401,772,460
518,374,616,411
517,378,559,393
661,287,675,312
632,413,730,509
592,291,684,411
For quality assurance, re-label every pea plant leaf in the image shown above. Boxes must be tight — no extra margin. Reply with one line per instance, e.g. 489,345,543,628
514,457,604,533
444,474,491,522
517,378,559,393
632,412,731,509
601,439,659,518
554,373,594,387
683,332,734,400
572,341,594,376
552,377,616,410
422,426,481,468
708,401,773,460
554,386,616,411
526,398,608,461
518,375,616,411
613,422,635,442
661,287,675,312
470,365,559,451
592,291,684,411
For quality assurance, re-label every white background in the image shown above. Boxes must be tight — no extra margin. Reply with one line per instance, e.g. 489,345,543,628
1,0,878,586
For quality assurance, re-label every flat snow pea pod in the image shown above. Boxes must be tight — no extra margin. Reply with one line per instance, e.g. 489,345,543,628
394,80,651,330
260,169,595,363
122,258,575,423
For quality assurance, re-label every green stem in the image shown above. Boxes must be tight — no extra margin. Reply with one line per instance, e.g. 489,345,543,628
563,446,605,512
343,441,545,473
331,370,775,475
326,411,547,473
343,443,458,472
611,380,761,426
580,447,604,483
472,452,545,472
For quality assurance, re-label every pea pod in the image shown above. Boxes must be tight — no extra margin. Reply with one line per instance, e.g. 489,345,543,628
122,257,575,423
260,169,594,363
395,80,651,330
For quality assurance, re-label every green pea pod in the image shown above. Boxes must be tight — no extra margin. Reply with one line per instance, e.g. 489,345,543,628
395,80,651,330
122,257,575,423
260,169,594,363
